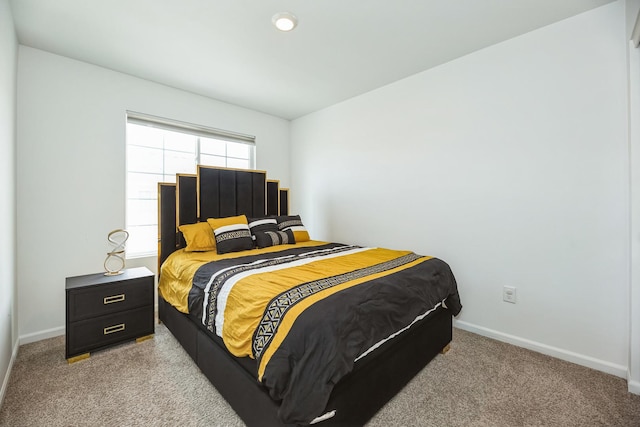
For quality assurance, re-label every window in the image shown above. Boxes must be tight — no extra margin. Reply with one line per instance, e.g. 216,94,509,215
126,112,255,258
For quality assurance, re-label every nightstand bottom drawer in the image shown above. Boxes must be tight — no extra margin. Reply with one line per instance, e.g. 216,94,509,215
66,305,154,358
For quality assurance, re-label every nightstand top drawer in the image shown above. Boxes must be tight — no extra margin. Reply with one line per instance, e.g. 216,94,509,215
66,267,153,290
66,268,154,322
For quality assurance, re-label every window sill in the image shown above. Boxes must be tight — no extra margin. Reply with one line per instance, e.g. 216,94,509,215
126,252,157,260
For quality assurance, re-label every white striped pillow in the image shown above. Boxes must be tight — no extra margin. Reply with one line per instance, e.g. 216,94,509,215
213,222,253,254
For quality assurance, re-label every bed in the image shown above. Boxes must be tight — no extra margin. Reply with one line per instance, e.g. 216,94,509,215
157,166,462,426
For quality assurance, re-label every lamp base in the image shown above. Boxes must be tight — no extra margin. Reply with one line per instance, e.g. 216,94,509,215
104,271,125,276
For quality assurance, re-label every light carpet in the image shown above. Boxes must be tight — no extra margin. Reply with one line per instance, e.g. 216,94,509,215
1,325,638,426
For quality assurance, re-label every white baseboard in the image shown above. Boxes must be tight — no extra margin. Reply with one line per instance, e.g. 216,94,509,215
0,339,19,408
454,320,627,379
19,326,64,345
628,379,640,395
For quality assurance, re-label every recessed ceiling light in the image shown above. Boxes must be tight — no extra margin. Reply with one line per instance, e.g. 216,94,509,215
272,12,298,32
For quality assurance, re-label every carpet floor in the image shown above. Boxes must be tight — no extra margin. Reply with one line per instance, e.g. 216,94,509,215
1,325,639,426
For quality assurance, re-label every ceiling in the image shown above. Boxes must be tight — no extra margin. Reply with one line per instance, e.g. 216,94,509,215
10,0,615,120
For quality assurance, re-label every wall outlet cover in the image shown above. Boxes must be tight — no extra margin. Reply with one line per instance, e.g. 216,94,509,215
503,286,516,304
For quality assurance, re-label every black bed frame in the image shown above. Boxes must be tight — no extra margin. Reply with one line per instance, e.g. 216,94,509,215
157,166,453,426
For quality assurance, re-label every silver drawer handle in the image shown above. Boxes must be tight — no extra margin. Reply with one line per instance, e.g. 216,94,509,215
103,324,125,335
103,294,125,305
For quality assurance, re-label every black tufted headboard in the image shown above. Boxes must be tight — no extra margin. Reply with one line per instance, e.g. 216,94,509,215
157,166,289,270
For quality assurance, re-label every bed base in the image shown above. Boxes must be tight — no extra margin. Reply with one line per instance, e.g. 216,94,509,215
159,295,452,427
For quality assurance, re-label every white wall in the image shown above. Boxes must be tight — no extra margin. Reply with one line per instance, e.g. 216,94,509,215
292,2,629,375
0,0,18,405
16,47,290,340
626,0,640,393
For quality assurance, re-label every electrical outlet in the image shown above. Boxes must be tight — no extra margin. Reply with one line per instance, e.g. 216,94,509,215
503,286,516,304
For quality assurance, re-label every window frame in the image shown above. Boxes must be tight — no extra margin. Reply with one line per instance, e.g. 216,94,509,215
125,111,256,259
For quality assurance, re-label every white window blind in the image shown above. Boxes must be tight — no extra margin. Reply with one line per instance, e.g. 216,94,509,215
125,111,256,258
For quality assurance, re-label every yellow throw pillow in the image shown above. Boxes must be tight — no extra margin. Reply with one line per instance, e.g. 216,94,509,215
206,214,249,230
178,222,216,252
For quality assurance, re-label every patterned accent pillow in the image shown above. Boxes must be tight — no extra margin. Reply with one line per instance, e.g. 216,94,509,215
248,217,278,241
178,222,216,252
254,230,296,248
213,223,254,254
207,214,248,231
276,215,310,242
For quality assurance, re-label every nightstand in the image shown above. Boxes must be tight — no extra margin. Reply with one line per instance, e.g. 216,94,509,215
65,267,155,363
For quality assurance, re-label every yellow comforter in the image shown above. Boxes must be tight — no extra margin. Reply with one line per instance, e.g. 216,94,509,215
158,240,328,314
